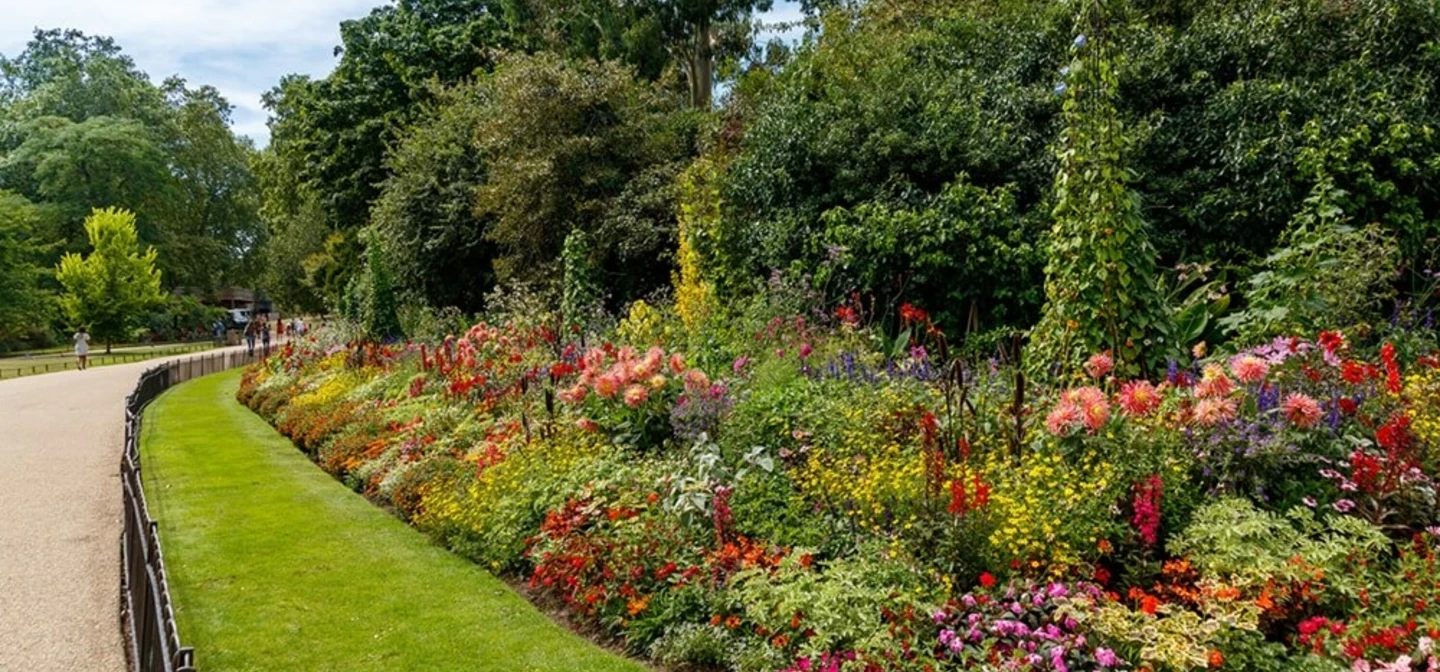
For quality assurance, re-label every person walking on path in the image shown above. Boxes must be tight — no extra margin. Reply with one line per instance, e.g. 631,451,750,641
244,320,257,357
260,317,272,356
72,327,91,370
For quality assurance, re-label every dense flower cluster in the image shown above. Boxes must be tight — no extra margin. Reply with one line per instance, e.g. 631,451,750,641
237,308,1440,672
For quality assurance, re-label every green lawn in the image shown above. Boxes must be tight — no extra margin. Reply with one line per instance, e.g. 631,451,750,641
0,341,216,379
140,370,649,672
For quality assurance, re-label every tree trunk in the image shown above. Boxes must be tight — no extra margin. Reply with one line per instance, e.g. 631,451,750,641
106,340,113,354
693,16,713,109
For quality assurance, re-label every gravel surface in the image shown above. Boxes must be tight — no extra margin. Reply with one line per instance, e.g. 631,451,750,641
0,349,245,671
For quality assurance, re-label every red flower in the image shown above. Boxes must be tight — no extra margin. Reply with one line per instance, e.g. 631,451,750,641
899,303,930,325
978,572,996,588
1318,330,1346,355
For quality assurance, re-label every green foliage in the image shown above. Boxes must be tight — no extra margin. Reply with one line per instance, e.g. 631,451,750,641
1221,127,1403,342
1,29,262,291
371,80,495,312
561,229,603,329
0,190,53,341
54,207,165,348
1030,2,1173,376
817,177,1043,334
473,52,696,300
350,229,403,342
730,548,942,657
1169,497,1390,605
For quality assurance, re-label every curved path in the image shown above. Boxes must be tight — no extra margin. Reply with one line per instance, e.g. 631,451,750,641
0,348,244,671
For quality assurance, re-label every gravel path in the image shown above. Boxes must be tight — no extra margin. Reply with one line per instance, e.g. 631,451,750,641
0,349,244,671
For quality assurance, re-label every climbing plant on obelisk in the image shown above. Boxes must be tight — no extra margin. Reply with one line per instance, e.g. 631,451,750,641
1030,0,1172,379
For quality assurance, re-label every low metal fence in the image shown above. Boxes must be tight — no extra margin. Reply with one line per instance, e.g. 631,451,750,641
120,348,260,672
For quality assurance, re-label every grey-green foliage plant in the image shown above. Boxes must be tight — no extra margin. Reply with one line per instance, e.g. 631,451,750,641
1220,122,1402,343
1030,0,1173,377
729,546,942,658
1169,497,1390,606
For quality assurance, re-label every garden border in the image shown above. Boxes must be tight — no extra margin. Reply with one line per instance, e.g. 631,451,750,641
119,349,260,672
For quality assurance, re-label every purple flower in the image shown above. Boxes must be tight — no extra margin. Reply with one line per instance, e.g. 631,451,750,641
1095,648,1122,668
1333,499,1356,513
1303,496,1317,508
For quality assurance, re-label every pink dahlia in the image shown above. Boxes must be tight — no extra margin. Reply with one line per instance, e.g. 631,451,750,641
594,373,622,398
1283,393,1323,428
1046,402,1082,436
647,374,669,390
558,383,588,404
1195,363,1234,399
1084,352,1114,379
1192,397,1238,426
669,352,686,374
1230,355,1270,384
1082,397,1112,432
623,384,650,408
683,368,710,391
1117,380,1161,416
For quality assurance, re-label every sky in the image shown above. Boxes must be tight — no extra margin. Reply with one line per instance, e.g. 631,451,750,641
0,0,805,146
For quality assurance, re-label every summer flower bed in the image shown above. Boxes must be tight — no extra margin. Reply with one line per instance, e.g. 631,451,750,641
239,297,1440,672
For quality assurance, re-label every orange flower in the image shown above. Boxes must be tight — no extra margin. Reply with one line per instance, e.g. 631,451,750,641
1208,649,1224,668
626,595,651,616
1255,590,1275,612
1211,584,1241,601
724,615,741,629
1139,595,1159,615
771,635,790,648
710,614,722,626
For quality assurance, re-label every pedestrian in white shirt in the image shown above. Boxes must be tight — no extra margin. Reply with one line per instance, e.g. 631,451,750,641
73,327,91,370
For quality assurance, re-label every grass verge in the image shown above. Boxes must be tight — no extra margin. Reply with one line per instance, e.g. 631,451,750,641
0,342,216,379
140,369,649,672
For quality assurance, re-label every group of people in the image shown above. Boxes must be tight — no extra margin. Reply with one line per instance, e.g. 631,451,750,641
69,315,313,370
243,316,306,357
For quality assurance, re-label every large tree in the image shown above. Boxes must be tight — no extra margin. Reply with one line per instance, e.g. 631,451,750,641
0,190,53,341
1,29,263,291
54,207,165,352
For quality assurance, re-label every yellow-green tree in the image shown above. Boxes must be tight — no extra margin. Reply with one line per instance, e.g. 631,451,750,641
55,208,165,352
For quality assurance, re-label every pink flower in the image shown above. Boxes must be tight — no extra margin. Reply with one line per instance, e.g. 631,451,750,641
582,347,606,372
594,373,622,398
576,418,600,432
683,368,710,391
1047,402,1082,436
669,352,686,373
1192,397,1238,426
800,343,814,359
1082,397,1111,432
1084,352,1114,378
1231,355,1270,384
558,384,588,403
647,374,668,390
1283,393,1323,428
1095,648,1122,668
1117,380,1160,416
1195,363,1234,398
623,384,649,408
